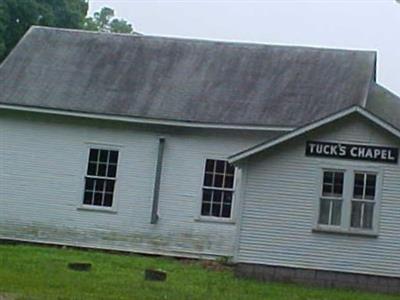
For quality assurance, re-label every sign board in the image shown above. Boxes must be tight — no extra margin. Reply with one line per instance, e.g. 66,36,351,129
305,141,399,164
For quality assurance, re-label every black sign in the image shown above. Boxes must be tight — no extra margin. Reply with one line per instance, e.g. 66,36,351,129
305,141,399,164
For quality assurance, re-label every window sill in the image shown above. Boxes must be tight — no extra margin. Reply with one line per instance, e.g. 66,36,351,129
194,216,235,224
77,205,117,214
312,227,378,238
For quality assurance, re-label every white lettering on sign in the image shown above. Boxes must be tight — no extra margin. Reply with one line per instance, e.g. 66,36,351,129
306,141,399,164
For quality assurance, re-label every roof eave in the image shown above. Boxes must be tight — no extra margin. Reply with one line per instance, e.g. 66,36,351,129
228,106,400,164
0,103,294,132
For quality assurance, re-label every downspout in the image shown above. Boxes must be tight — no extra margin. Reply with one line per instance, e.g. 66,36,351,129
150,137,165,224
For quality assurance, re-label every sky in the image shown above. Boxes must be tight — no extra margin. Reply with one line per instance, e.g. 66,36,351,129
89,0,400,95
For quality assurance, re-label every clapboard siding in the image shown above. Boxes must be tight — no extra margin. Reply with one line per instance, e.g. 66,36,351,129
237,114,400,277
0,110,275,257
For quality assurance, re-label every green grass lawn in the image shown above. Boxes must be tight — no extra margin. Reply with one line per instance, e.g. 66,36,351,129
0,244,399,300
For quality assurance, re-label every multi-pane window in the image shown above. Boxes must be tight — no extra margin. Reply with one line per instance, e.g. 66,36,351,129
318,171,344,226
201,159,235,218
83,148,119,207
316,168,380,233
351,172,377,229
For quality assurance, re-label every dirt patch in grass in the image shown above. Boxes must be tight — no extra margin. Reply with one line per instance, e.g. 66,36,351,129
177,258,231,272
200,260,232,272
0,294,16,300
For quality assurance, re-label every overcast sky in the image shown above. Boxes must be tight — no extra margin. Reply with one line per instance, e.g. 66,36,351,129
89,0,400,95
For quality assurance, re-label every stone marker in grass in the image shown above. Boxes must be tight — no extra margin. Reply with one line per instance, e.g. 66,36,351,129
68,262,92,272
144,269,167,281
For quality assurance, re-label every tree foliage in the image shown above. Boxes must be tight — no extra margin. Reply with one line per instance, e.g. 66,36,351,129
0,2,135,63
84,7,134,34
0,0,88,61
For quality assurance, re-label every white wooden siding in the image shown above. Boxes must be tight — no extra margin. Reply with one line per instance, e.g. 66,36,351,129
237,114,400,277
0,110,276,258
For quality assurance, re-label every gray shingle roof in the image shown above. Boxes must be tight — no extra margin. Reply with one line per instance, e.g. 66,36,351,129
0,26,377,127
367,83,400,130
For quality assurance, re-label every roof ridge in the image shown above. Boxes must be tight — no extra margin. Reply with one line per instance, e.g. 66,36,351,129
29,25,377,54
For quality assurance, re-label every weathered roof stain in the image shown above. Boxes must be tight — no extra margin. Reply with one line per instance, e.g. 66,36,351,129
0,26,378,127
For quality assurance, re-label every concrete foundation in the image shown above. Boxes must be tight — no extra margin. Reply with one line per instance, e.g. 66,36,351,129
235,263,400,294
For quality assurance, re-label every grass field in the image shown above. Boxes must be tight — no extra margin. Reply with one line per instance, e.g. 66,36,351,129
0,244,399,300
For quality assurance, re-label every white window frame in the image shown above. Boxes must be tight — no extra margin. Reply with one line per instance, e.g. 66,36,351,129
314,164,382,236
317,168,346,228
196,157,238,223
77,142,122,213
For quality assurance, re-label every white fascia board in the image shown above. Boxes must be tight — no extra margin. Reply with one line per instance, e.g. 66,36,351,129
0,104,293,132
229,106,400,163
358,107,400,139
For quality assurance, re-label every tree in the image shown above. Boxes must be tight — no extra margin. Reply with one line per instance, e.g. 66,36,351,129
0,2,136,63
109,18,133,34
0,0,88,61
0,2,7,59
84,7,134,34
